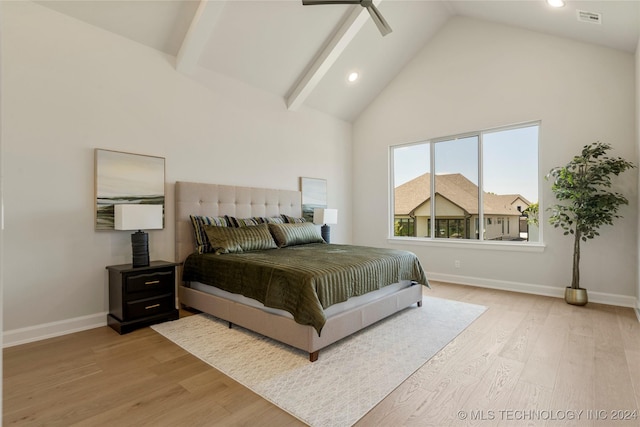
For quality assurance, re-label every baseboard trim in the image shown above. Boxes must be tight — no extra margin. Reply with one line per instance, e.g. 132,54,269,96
3,312,107,348
3,279,638,347
428,273,638,308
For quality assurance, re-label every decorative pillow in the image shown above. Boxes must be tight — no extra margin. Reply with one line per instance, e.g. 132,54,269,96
283,215,306,224
229,216,262,227
230,216,287,226
268,222,325,248
256,216,286,224
190,215,229,254
204,223,278,254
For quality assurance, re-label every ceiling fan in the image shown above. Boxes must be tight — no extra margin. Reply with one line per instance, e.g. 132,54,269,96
302,0,392,36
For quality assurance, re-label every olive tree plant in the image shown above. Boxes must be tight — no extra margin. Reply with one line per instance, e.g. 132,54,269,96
547,142,635,290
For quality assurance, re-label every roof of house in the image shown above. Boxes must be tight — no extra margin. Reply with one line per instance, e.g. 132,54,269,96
394,173,529,217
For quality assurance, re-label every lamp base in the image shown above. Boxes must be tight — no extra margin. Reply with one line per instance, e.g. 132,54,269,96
131,230,150,268
321,224,331,244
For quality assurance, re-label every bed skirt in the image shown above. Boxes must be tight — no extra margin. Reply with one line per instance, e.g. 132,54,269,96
179,282,423,361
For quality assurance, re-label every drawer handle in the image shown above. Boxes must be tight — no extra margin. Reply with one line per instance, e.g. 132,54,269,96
145,280,160,285
145,304,161,310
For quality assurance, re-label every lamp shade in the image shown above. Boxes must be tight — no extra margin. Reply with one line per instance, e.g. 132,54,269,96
313,208,338,225
114,204,163,231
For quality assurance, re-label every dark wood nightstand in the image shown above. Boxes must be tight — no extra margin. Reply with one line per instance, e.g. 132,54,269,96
106,260,180,334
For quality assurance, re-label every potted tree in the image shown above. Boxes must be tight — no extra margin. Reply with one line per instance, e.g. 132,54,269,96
547,142,635,305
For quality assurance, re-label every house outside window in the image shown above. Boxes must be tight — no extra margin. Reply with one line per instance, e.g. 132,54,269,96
391,122,539,242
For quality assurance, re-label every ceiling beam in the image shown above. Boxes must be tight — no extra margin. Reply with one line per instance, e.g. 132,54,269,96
286,3,374,111
176,0,225,74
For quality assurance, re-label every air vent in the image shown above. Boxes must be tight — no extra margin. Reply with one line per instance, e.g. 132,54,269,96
577,10,602,25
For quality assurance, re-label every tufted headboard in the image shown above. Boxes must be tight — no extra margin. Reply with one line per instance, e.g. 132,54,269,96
174,181,302,265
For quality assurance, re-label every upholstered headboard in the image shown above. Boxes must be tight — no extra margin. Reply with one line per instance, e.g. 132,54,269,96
174,181,302,265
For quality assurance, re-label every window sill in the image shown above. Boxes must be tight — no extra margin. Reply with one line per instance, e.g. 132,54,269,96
387,236,546,253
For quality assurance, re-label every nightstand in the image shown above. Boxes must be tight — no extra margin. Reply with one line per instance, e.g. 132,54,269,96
106,260,180,334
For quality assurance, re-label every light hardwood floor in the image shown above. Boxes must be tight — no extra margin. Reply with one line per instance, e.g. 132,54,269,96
4,282,640,426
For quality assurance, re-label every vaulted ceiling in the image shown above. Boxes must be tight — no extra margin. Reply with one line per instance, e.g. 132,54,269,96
36,0,639,122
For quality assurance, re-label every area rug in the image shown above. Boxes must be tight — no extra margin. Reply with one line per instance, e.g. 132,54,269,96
151,296,486,426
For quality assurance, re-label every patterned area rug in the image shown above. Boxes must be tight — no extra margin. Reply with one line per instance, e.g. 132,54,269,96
151,296,486,427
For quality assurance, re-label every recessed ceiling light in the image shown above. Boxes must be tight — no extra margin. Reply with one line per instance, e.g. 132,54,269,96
546,0,565,8
347,72,359,83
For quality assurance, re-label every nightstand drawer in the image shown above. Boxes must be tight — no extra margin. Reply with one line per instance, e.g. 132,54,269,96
107,261,180,334
126,294,174,320
125,269,174,294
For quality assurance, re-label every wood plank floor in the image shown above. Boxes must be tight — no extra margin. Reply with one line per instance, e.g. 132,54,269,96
4,282,640,426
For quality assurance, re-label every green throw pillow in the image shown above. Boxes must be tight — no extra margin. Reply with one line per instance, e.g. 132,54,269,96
268,222,325,247
204,223,277,254
190,215,229,254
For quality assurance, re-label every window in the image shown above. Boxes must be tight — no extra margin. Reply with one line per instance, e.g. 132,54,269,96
394,218,415,236
391,122,539,243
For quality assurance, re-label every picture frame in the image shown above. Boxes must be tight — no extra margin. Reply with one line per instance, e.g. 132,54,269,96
300,177,327,222
94,149,165,230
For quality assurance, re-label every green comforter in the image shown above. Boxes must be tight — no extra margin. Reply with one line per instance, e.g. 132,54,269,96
182,243,429,335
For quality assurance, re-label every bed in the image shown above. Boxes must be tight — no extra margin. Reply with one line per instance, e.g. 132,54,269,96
175,181,428,361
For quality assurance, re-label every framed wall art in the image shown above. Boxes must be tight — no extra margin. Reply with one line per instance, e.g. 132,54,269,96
300,177,327,222
94,149,165,230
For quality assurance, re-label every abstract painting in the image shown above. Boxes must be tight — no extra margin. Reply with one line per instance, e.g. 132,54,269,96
300,177,327,222
95,149,165,230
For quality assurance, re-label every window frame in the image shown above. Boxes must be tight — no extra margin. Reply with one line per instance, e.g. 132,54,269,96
389,121,544,252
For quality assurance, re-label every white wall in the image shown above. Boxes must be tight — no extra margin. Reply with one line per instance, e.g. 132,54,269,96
0,0,4,413
353,17,638,304
636,32,640,315
1,1,352,342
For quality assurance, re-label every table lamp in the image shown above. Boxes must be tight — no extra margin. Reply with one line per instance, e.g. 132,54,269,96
313,208,338,243
114,204,163,267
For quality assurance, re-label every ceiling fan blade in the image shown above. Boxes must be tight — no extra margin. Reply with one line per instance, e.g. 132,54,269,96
365,4,392,36
302,0,361,5
302,0,391,37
